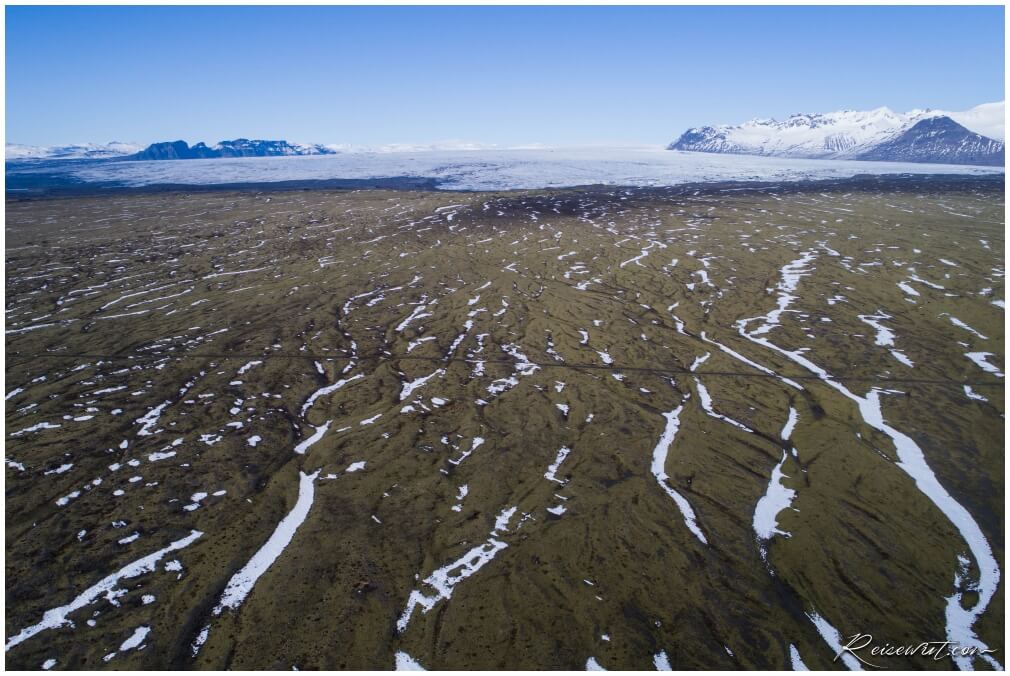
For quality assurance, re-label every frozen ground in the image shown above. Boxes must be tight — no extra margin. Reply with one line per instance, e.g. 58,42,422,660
6,146,1004,193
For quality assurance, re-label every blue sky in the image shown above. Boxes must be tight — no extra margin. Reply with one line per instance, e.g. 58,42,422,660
6,5,1005,147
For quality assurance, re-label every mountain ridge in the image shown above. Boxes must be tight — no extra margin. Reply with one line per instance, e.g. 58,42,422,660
668,103,1004,166
128,138,338,160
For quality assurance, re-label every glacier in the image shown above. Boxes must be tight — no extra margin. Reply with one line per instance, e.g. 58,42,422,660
7,146,1002,193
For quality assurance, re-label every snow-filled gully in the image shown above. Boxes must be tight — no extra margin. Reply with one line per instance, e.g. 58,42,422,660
650,397,708,545
736,250,1001,670
193,470,320,655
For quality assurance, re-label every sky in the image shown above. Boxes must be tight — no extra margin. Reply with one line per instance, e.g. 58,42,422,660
5,5,1005,147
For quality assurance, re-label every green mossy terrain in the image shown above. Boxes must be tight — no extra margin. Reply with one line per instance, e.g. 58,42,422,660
5,177,1004,669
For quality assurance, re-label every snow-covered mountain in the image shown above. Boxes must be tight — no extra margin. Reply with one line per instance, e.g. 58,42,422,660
5,142,143,160
129,139,338,160
669,102,1004,166
857,116,1004,166
944,101,1004,141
